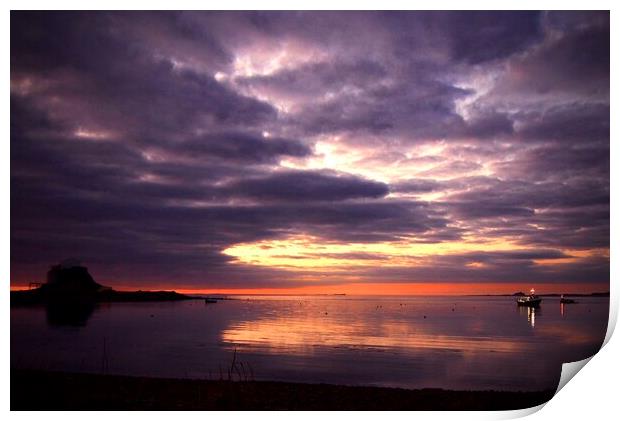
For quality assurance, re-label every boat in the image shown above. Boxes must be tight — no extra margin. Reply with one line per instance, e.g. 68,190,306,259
560,295,577,304
204,298,218,304
516,288,542,307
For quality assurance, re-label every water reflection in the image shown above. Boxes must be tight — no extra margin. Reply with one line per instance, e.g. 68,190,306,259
517,305,538,328
222,315,524,354
45,299,96,327
11,296,610,391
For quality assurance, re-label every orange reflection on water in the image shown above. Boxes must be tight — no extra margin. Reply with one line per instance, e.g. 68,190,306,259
221,314,524,355
515,303,604,346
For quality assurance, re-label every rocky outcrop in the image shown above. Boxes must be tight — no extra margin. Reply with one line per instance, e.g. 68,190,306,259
11,261,193,307
43,263,104,298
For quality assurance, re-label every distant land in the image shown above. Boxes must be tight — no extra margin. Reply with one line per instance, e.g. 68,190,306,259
10,261,196,306
10,261,610,304
469,292,610,297
191,291,609,298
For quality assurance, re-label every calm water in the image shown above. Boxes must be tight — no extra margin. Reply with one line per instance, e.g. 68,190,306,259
11,295,608,391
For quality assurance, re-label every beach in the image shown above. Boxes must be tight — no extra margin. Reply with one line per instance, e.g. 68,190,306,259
11,369,554,410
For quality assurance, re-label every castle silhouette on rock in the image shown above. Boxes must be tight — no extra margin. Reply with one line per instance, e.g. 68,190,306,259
43,259,110,298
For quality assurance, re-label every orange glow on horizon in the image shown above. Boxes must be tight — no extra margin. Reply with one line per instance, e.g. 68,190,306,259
10,281,609,296
130,282,608,296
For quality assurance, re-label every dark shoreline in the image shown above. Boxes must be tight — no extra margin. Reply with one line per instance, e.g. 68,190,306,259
10,289,610,305
10,288,197,306
11,369,555,411
467,292,609,297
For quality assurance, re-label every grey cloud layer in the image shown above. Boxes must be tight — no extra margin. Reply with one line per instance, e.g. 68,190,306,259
11,11,609,288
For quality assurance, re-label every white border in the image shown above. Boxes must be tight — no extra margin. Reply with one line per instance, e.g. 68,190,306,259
4,2,617,419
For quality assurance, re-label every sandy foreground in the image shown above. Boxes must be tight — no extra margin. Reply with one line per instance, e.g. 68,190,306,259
11,369,554,410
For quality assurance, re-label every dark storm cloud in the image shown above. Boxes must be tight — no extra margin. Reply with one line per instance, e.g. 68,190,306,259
259,62,517,142
359,252,609,284
236,59,388,102
11,12,278,140
418,160,483,178
440,178,609,252
391,179,442,194
11,180,449,284
445,11,543,64
461,111,515,139
11,91,445,284
225,170,388,202
493,143,609,181
461,249,570,262
281,73,473,139
446,178,609,212
495,14,609,97
233,11,544,142
515,103,609,143
174,132,312,164
10,11,609,288
446,202,535,220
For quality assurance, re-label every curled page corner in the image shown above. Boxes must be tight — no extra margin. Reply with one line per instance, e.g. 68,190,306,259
555,356,593,395
498,356,596,419
496,402,548,419
602,289,618,347
504,324,614,419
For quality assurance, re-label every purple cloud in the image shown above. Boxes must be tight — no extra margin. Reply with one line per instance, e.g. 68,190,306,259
11,11,609,290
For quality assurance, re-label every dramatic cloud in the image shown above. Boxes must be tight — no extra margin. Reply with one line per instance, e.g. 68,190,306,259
224,170,389,202
10,11,609,291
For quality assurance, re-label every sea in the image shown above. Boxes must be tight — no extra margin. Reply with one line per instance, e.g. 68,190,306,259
10,295,609,391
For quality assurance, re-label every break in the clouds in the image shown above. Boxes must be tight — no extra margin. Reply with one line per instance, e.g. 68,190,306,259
10,11,609,290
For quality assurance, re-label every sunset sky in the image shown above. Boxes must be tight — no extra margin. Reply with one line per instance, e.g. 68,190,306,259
10,11,609,294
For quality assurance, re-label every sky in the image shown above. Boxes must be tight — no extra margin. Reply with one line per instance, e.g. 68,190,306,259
10,11,609,294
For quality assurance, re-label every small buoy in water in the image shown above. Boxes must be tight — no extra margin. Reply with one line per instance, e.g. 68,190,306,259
452,308,455,311
423,315,427,319
325,312,328,315
150,314,154,318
